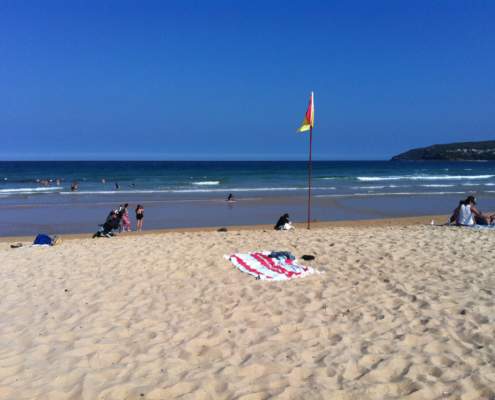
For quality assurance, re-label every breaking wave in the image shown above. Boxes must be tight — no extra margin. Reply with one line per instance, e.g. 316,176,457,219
357,175,494,182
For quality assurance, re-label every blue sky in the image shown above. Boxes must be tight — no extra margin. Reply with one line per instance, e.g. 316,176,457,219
1,0,494,160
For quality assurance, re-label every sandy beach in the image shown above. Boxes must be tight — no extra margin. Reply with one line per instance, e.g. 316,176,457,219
1,218,495,399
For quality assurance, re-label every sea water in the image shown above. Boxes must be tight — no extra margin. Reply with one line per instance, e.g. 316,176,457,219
1,161,495,235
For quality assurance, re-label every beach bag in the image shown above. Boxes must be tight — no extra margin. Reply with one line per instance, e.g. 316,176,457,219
33,234,60,246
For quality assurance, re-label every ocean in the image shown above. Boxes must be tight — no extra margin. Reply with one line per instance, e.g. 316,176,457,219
1,160,495,236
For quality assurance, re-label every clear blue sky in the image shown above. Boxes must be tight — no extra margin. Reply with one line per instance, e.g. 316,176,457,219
1,0,494,160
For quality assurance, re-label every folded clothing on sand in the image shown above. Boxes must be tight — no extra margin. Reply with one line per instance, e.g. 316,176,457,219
226,251,318,281
268,251,295,260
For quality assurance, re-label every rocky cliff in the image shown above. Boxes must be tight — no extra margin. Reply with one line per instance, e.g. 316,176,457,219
391,140,495,160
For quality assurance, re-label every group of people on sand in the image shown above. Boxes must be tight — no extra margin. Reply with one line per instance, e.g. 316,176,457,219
450,195,495,226
117,203,145,232
275,196,494,230
94,204,145,238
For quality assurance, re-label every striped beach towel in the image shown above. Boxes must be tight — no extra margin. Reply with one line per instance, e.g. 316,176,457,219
226,251,318,281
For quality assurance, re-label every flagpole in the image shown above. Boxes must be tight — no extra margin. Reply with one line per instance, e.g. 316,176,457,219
307,126,313,229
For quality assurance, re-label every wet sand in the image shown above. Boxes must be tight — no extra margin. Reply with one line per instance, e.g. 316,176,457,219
3,191,495,236
0,213,448,243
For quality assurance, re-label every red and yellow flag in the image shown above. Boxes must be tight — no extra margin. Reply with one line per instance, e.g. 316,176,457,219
297,91,314,132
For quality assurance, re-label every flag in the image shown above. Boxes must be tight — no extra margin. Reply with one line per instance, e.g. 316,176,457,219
297,91,314,132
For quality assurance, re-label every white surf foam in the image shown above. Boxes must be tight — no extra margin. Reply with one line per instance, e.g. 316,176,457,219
315,191,466,198
420,184,455,188
192,181,220,186
60,186,337,195
357,175,494,182
351,185,386,190
0,187,62,194
351,184,402,190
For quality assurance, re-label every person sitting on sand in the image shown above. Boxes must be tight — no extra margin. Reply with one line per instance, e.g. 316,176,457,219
105,211,119,235
449,200,463,225
457,196,490,226
274,213,293,230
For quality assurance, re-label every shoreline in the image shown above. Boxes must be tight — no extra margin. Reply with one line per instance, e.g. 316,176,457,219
0,213,449,243
2,186,495,237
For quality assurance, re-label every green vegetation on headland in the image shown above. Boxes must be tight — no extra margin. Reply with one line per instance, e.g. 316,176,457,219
391,140,495,161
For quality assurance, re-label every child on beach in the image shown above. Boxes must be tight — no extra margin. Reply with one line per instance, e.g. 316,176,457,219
136,204,144,231
121,204,131,232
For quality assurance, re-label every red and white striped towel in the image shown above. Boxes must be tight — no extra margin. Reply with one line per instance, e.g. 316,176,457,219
226,251,318,281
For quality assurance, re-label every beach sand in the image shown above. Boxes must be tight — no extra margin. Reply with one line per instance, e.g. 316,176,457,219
1,219,494,399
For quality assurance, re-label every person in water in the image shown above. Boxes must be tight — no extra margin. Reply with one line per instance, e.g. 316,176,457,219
70,181,79,191
227,193,235,202
274,213,293,230
135,204,144,231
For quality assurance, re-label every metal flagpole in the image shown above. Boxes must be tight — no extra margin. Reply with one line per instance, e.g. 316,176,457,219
307,126,313,229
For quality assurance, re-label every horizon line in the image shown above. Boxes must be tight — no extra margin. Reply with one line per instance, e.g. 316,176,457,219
0,159,396,162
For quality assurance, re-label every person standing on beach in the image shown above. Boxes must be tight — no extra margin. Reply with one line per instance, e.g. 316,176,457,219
121,203,131,232
136,204,144,231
